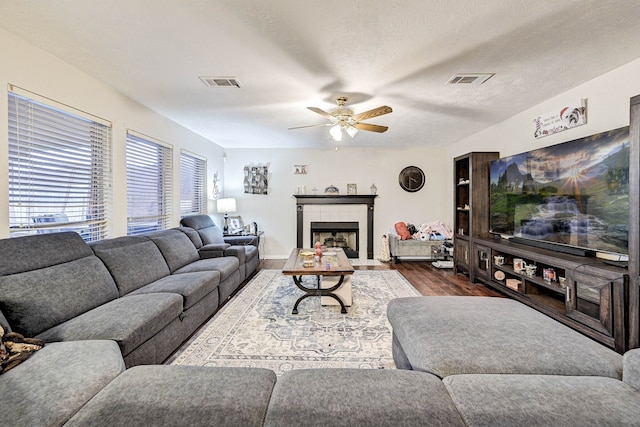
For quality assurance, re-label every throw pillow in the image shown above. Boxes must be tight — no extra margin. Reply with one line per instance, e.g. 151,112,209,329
394,222,411,240
0,325,45,374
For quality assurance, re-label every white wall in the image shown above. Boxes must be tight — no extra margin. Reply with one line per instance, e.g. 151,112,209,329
445,58,640,226
221,146,450,259
0,28,225,238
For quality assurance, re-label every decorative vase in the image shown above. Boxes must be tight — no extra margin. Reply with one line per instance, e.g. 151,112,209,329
370,183,377,195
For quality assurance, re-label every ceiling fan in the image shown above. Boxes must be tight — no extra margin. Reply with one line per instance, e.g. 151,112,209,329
289,97,392,141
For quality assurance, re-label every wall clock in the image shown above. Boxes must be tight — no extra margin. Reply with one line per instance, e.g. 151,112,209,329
399,166,425,192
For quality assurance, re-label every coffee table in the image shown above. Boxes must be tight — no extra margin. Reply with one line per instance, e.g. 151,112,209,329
282,247,355,314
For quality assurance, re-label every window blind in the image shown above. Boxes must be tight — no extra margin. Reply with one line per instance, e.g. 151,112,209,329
8,91,112,241
180,150,207,216
126,132,173,235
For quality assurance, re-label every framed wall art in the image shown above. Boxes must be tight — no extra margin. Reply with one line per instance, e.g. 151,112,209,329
244,164,269,194
293,165,308,174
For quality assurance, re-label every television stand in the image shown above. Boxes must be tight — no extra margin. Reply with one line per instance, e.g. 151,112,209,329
507,236,595,257
471,236,627,353
602,260,629,269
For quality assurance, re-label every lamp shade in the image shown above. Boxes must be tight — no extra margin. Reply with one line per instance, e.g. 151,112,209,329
216,197,237,213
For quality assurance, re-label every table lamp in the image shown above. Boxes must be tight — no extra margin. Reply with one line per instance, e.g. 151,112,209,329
216,197,237,233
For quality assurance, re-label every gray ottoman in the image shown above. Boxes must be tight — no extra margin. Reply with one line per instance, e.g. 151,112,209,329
66,366,277,427
388,296,622,378
264,368,465,427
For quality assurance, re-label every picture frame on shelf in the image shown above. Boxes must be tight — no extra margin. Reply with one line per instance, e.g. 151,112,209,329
228,216,243,234
347,183,357,195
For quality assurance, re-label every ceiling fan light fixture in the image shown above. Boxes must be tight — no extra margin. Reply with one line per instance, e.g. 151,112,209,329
290,97,392,143
346,126,358,138
330,124,343,141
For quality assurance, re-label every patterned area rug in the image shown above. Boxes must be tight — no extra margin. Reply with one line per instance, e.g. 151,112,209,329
168,269,420,375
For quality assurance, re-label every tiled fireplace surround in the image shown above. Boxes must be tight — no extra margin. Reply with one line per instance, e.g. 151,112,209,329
294,195,377,259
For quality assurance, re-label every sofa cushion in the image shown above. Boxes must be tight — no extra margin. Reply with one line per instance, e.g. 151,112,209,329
145,229,201,272
443,374,640,426
199,225,225,245
174,256,239,281
90,236,171,296
394,222,411,240
128,271,220,310
0,256,119,337
177,226,204,248
66,366,277,427
0,231,93,276
0,340,124,426
265,368,465,427
181,215,226,243
36,293,183,357
388,296,623,379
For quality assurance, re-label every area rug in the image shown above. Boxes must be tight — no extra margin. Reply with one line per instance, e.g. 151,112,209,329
168,269,420,375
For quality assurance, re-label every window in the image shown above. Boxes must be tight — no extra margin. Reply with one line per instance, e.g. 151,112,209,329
180,150,207,217
8,88,112,241
126,131,172,235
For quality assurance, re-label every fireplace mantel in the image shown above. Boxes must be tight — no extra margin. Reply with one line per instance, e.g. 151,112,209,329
294,195,377,259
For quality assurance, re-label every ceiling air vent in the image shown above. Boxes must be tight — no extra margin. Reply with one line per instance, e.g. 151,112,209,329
447,73,495,85
199,76,241,88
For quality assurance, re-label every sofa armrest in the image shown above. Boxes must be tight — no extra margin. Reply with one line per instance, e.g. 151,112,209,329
388,233,400,252
223,245,247,263
199,243,231,259
623,348,640,391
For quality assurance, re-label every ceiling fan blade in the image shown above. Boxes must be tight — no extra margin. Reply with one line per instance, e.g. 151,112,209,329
352,105,392,122
354,122,389,133
307,107,335,121
288,123,331,130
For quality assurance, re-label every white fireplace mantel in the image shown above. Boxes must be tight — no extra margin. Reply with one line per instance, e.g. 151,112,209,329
294,195,377,259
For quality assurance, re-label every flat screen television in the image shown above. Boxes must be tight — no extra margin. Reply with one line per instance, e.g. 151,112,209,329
489,126,630,260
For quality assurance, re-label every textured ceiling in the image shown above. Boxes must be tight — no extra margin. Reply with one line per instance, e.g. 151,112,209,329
1,0,640,149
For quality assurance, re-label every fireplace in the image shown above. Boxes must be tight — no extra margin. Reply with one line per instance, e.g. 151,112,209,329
294,195,377,259
311,221,359,258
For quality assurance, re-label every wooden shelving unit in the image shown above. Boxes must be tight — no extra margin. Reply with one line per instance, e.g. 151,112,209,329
453,152,499,280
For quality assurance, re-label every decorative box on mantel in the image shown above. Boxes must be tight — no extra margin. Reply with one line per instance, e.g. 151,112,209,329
293,195,377,259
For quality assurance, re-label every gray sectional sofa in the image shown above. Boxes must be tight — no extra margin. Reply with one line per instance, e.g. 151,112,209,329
0,226,253,368
2,227,640,426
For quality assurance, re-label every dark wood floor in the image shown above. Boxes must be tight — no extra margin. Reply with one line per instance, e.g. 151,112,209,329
258,259,503,297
